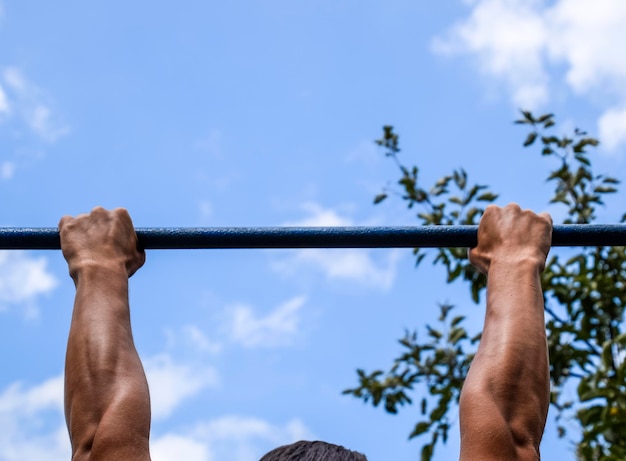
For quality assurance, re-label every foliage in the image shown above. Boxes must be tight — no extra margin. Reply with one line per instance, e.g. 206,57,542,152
343,112,626,460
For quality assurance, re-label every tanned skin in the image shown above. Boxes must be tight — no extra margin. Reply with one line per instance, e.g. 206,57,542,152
60,207,151,461
58,204,550,461
460,204,552,461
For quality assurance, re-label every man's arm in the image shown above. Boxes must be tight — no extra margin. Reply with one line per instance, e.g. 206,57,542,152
60,207,151,461
460,204,551,461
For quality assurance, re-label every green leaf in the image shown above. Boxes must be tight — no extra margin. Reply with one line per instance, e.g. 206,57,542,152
453,169,467,189
520,110,535,124
575,154,591,166
448,327,467,345
420,443,433,461
426,326,442,340
447,264,462,282
464,207,481,224
523,132,538,146
411,422,431,438
439,304,454,321
542,136,560,145
450,315,465,328
602,341,614,368
594,186,617,194
537,113,554,123
373,193,388,204
579,405,604,426
476,192,498,202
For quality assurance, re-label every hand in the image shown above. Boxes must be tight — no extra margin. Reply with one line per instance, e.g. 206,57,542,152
59,207,145,279
469,203,552,275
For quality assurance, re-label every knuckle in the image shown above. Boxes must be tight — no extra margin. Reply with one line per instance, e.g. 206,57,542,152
58,215,73,229
113,208,132,223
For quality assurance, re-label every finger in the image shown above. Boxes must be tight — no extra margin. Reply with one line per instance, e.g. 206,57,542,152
483,204,499,215
74,211,90,221
89,207,111,226
538,211,553,226
113,207,133,224
506,202,521,210
58,215,74,230
91,205,107,214
112,207,135,229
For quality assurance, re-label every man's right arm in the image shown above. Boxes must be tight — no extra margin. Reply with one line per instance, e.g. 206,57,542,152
460,204,551,461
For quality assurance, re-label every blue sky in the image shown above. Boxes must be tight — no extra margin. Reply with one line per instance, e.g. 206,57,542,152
0,1,625,460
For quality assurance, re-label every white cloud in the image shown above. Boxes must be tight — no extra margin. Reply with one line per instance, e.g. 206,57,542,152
274,247,402,290
434,0,626,151
200,415,309,442
0,375,63,416
547,0,626,94
0,373,314,461
2,68,25,92
151,416,314,461
0,350,220,460
30,105,61,141
433,0,549,108
1,67,69,143
0,375,71,461
345,139,379,165
199,415,314,461
0,84,8,114
144,354,219,420
0,161,15,179
198,200,213,219
163,324,223,356
284,202,352,227
197,415,314,461
225,296,306,348
274,203,403,290
151,434,212,461
598,106,626,151
0,251,57,317
184,324,223,354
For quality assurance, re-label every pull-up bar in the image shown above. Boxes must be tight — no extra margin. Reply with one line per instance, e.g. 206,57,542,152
0,225,625,250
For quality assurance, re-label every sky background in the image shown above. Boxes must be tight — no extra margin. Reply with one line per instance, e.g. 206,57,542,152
0,1,626,460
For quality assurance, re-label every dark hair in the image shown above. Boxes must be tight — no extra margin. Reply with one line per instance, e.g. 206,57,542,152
259,440,367,461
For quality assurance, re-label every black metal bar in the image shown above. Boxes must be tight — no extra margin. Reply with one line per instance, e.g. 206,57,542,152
0,225,625,250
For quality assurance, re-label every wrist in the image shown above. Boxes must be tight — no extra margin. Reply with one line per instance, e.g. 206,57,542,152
487,251,546,276
69,259,129,284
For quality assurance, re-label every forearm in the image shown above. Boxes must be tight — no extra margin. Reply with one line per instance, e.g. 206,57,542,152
460,258,549,460
65,264,151,460
479,258,549,423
